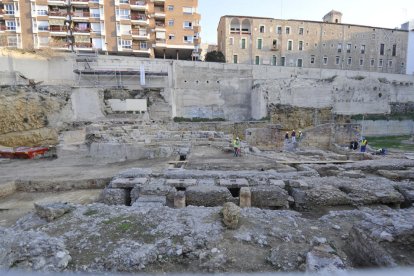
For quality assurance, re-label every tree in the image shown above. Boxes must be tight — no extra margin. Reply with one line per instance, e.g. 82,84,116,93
205,51,225,63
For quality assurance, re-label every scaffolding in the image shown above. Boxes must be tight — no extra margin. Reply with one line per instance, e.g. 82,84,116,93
73,51,168,88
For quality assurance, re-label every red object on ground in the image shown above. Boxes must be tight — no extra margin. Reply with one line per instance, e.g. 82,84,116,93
0,146,50,159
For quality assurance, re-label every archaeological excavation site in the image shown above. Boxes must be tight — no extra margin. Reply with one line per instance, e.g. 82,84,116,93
0,49,414,274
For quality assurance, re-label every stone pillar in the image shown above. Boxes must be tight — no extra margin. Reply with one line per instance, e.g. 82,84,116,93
239,187,251,208
174,191,186,208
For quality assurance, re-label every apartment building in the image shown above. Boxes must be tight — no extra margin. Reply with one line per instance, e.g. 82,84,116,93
218,11,409,74
0,0,201,60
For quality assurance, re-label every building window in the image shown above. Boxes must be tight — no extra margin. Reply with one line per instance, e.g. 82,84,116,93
140,42,147,49
285,27,290,34
323,56,328,65
360,59,364,66
168,20,174,26
347,43,351,53
272,39,277,50
272,55,277,66
241,38,246,49
119,39,132,49
7,36,18,47
380,43,385,55
255,56,260,65
257,38,262,49
310,55,315,64
392,44,397,56
5,4,15,15
371,59,375,67
298,41,303,51
183,7,193,14
233,55,238,64
348,57,352,65
168,5,174,11
277,26,282,34
361,45,365,54
287,40,292,51
299,27,304,35
338,43,342,53
36,5,48,16
183,21,193,29
229,37,234,45
6,21,16,31
335,56,340,65
388,60,393,68
281,56,286,66
259,25,265,33
184,35,193,43
379,59,383,67
169,34,175,40
37,21,49,31
297,59,303,68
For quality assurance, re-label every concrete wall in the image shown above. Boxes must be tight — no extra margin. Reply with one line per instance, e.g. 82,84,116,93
1,52,414,127
71,88,105,121
107,99,147,113
359,120,414,136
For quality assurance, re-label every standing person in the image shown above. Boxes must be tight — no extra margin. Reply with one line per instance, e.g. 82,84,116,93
298,131,302,141
233,137,241,157
360,137,368,152
285,132,289,141
291,130,296,143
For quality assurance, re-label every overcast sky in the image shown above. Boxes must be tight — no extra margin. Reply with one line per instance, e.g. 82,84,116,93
199,0,414,44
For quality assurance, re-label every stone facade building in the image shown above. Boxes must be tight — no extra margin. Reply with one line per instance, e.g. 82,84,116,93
401,20,414,75
218,11,409,74
0,0,201,60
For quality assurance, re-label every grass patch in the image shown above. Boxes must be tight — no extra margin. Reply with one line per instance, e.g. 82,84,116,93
367,135,414,151
83,209,99,216
117,222,133,232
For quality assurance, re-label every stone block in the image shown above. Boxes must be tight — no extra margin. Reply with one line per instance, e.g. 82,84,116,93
306,247,345,272
222,202,241,229
34,202,74,222
251,186,289,209
166,179,197,189
291,185,351,210
239,187,251,208
269,179,286,189
287,180,310,190
186,185,235,207
109,177,148,189
133,195,166,208
101,188,129,206
174,191,186,208
219,178,249,188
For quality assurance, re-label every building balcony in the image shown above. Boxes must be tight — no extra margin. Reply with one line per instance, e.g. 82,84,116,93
154,22,165,31
75,42,93,49
130,1,148,11
47,0,68,6
49,10,68,18
49,41,70,50
71,0,89,6
154,39,166,48
131,29,149,40
131,14,149,25
72,11,90,20
49,25,68,35
73,27,91,34
132,45,150,54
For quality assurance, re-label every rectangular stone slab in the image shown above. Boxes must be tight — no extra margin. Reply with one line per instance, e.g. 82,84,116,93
219,178,249,188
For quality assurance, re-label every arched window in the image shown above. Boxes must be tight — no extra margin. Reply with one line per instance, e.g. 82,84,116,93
230,18,240,33
241,19,251,34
